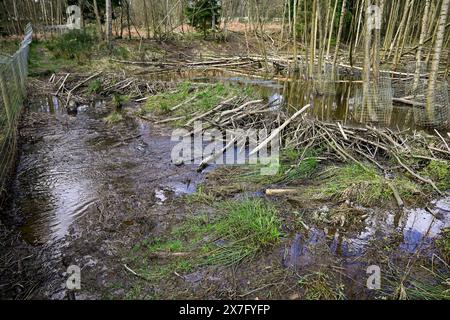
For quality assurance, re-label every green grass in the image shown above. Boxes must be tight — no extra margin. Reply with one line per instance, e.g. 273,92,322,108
172,198,281,266
392,268,450,300
236,147,320,186
45,29,97,62
421,160,450,191
437,228,450,262
28,41,78,76
104,111,123,124
112,94,130,108
184,185,216,205
307,164,420,206
140,82,254,126
87,79,102,94
127,199,281,281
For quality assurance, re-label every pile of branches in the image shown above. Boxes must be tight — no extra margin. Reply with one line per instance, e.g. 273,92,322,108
45,71,178,106
176,96,284,132
111,56,263,73
283,118,450,195
177,97,449,198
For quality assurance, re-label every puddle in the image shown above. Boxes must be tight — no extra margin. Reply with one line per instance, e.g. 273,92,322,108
285,197,450,268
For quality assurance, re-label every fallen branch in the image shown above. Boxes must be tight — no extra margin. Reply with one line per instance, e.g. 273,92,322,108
250,104,311,156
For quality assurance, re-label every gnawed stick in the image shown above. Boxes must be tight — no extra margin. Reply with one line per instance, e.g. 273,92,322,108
434,129,450,152
55,73,70,95
185,96,237,127
220,99,263,118
197,137,237,172
155,116,186,124
387,182,405,208
250,104,311,156
170,95,197,111
337,122,348,140
265,189,301,196
392,153,443,195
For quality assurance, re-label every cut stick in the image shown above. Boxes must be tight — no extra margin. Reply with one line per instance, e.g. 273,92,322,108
265,189,301,196
387,182,404,208
220,99,263,118
392,97,425,107
197,137,237,172
337,122,348,140
185,96,237,127
55,73,70,95
250,104,311,156
155,116,186,124
64,71,103,108
434,129,450,152
170,95,197,111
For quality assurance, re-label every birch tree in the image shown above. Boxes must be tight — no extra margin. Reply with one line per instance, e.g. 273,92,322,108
426,0,449,121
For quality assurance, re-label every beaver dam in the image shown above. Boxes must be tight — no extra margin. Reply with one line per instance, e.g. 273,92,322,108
0,0,450,301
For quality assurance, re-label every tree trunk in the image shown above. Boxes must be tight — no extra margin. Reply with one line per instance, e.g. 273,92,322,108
426,0,449,122
332,0,347,75
413,0,431,92
93,0,103,38
143,0,150,39
105,0,113,49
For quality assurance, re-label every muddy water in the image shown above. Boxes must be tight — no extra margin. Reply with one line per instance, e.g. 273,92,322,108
7,96,204,245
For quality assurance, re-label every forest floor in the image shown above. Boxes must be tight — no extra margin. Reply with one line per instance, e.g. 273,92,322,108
0,31,449,300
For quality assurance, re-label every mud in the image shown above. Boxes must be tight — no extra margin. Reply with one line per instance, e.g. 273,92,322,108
1,94,208,299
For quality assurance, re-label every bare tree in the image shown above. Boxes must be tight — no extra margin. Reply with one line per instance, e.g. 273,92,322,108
426,0,449,121
106,0,113,49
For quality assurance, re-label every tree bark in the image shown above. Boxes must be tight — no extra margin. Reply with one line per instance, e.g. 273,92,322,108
105,0,113,49
426,0,449,122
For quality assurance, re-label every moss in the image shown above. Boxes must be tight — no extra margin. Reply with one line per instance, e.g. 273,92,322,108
421,160,450,191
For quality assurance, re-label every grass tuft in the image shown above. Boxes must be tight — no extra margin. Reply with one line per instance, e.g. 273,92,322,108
298,271,346,300
308,164,420,206
104,111,123,124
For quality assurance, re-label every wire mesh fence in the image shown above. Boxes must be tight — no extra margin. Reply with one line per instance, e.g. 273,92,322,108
0,23,32,200
354,76,394,126
411,80,450,129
